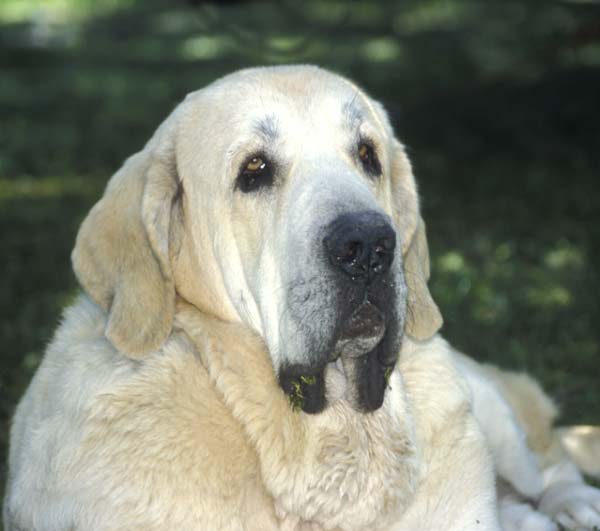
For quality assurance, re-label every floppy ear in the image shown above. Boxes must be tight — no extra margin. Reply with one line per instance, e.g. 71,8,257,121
390,140,443,341
72,117,180,358
403,217,443,340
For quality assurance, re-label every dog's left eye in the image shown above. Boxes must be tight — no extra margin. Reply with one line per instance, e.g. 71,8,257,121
358,142,382,177
237,155,274,193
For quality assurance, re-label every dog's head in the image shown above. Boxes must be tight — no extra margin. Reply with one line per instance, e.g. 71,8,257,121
73,65,442,413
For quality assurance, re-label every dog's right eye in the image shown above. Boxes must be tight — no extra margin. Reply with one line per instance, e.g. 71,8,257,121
236,155,274,193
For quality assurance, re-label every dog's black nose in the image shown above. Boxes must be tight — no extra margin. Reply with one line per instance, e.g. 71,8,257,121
324,212,396,282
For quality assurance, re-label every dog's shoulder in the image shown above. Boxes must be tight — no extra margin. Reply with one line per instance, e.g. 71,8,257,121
5,296,273,530
400,335,472,430
396,336,501,531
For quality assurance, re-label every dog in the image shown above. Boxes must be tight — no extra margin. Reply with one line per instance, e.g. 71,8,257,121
4,65,599,530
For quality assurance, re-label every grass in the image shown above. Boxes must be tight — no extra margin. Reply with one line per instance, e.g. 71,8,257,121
1,0,599,508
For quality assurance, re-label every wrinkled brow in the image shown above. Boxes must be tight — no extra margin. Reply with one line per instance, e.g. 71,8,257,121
253,115,279,142
342,97,365,130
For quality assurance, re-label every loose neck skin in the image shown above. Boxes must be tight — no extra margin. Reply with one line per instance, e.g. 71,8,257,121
175,302,419,530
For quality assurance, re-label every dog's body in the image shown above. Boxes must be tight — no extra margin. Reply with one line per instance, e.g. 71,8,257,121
5,297,498,530
4,66,600,530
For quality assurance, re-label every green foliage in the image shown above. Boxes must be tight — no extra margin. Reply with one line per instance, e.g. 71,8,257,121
300,375,317,386
288,380,306,412
1,0,599,504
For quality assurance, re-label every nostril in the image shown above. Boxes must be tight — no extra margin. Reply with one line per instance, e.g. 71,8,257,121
340,241,363,265
372,236,395,258
368,234,395,278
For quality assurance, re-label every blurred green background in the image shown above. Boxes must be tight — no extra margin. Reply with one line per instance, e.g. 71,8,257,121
1,0,599,502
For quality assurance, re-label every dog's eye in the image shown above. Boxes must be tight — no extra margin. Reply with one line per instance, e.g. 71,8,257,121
358,142,382,177
237,155,274,193
246,156,266,172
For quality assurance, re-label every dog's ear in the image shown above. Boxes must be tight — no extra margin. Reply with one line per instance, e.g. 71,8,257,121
390,140,443,341
403,217,443,340
72,116,180,358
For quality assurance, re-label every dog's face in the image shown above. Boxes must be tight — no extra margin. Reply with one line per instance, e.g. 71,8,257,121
72,66,442,414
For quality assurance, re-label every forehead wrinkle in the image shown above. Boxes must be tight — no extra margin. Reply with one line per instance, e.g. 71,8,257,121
355,89,388,136
253,114,279,143
342,93,365,131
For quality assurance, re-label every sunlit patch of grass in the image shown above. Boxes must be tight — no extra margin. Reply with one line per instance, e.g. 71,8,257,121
494,242,514,262
304,0,348,24
0,176,103,201
0,0,75,23
437,251,467,273
560,43,600,67
361,37,403,63
0,0,135,24
266,35,314,56
525,285,573,309
544,241,585,271
393,0,471,34
181,35,233,61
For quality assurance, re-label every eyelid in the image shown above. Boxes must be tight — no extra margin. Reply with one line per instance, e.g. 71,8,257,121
356,135,383,177
357,134,377,158
228,139,266,171
358,137,375,150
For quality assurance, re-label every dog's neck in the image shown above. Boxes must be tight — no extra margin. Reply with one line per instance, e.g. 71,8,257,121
174,301,420,530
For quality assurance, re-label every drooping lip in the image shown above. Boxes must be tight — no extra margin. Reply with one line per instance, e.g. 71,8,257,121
279,300,394,414
331,300,386,361
329,299,397,411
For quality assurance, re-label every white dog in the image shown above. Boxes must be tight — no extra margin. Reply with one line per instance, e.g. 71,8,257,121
4,66,599,530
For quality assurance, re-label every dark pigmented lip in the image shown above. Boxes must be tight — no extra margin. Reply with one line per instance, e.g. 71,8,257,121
333,300,398,412
279,365,326,414
279,300,396,414
341,343,395,412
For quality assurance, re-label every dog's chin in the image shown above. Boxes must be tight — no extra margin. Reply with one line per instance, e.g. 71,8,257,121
279,300,396,414
324,357,349,404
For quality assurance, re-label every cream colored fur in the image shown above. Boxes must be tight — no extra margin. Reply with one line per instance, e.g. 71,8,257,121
559,426,600,477
4,66,599,530
453,356,600,530
4,296,498,530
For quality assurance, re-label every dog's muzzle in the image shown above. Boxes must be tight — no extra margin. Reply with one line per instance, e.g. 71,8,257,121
280,211,402,414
